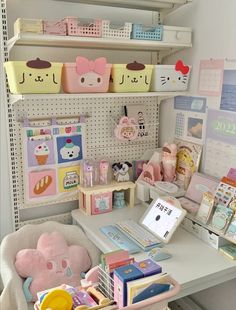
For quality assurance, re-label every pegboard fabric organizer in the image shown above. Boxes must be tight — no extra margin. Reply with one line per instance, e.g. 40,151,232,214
21,120,86,207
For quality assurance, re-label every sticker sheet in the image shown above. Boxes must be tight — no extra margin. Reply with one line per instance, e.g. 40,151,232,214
203,109,236,179
22,122,85,206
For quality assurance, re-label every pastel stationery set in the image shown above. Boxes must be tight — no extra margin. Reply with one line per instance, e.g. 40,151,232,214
127,273,170,305
22,121,86,205
178,172,218,214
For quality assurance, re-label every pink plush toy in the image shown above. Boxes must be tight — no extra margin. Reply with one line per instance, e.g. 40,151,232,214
15,231,91,302
161,143,177,182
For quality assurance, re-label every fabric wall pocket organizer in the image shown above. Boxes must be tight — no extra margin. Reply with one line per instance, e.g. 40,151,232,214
22,119,86,206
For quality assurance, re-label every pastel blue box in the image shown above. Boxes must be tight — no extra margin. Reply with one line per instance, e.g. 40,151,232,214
114,264,143,307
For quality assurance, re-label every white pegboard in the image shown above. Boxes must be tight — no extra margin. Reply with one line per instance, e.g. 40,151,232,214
11,95,159,213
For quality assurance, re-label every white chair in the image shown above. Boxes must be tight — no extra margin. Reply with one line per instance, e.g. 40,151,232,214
0,221,101,310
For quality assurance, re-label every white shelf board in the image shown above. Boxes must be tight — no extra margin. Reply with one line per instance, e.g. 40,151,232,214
7,33,192,52
53,0,192,12
9,91,189,105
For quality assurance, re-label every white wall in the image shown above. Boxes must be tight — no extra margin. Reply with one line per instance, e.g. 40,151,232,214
161,1,236,309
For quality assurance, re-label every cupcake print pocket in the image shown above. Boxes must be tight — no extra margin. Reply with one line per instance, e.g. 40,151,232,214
56,135,83,164
27,138,55,167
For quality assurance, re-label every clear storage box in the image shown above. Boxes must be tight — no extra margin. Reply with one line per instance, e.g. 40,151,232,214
14,18,43,35
43,20,67,36
110,62,153,93
4,58,63,94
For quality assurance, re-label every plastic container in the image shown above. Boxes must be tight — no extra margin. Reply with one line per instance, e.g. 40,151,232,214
102,20,132,39
43,20,67,36
162,25,192,44
131,24,163,41
14,18,43,35
151,64,191,92
64,17,102,37
62,56,112,93
110,62,153,93
4,58,63,94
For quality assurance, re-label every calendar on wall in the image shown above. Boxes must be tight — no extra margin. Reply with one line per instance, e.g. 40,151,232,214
198,59,224,96
174,96,207,144
203,109,236,179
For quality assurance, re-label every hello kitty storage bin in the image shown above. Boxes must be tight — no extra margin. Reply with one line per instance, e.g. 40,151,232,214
110,61,153,93
151,60,191,92
62,56,112,93
4,58,63,94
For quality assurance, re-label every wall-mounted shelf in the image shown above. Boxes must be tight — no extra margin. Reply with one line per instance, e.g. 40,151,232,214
53,0,192,12
9,92,189,105
7,33,192,53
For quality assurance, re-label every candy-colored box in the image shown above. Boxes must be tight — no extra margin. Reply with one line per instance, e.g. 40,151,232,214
4,58,63,94
151,62,191,92
110,62,153,93
62,56,111,93
14,18,43,35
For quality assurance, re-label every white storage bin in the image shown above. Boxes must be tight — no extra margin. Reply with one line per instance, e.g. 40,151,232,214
190,220,202,239
151,64,191,91
162,25,192,44
136,180,150,202
181,217,192,232
102,20,132,39
201,227,229,250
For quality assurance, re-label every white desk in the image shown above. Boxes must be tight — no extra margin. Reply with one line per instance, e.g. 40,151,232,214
72,204,236,301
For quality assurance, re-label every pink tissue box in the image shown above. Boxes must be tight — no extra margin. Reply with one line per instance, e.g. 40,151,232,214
43,20,67,36
62,56,112,93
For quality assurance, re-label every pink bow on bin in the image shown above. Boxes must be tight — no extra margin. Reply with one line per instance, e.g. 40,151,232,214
76,56,107,75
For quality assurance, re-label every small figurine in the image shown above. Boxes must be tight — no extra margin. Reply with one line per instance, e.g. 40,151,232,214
161,143,177,182
113,191,127,209
112,162,132,182
83,160,94,187
99,160,109,185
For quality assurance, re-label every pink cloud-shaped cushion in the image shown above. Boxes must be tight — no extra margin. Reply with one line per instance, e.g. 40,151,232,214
15,231,91,301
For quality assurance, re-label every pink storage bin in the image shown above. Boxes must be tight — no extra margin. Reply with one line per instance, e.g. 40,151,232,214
62,56,112,93
64,17,102,37
43,20,67,36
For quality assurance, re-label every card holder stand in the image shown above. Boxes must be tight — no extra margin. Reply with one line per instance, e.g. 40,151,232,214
22,119,86,207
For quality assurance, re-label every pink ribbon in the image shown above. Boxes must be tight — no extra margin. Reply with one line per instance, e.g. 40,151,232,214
76,56,107,75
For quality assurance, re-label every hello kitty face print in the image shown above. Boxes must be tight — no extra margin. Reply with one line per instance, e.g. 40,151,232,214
152,60,191,91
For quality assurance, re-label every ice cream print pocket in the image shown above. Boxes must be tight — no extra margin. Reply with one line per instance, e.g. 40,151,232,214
27,138,54,167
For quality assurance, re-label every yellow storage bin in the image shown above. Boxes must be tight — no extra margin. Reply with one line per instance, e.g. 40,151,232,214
110,61,153,92
4,58,63,94
14,18,43,35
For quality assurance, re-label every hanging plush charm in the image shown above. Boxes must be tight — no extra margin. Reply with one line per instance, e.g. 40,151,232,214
114,116,139,141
